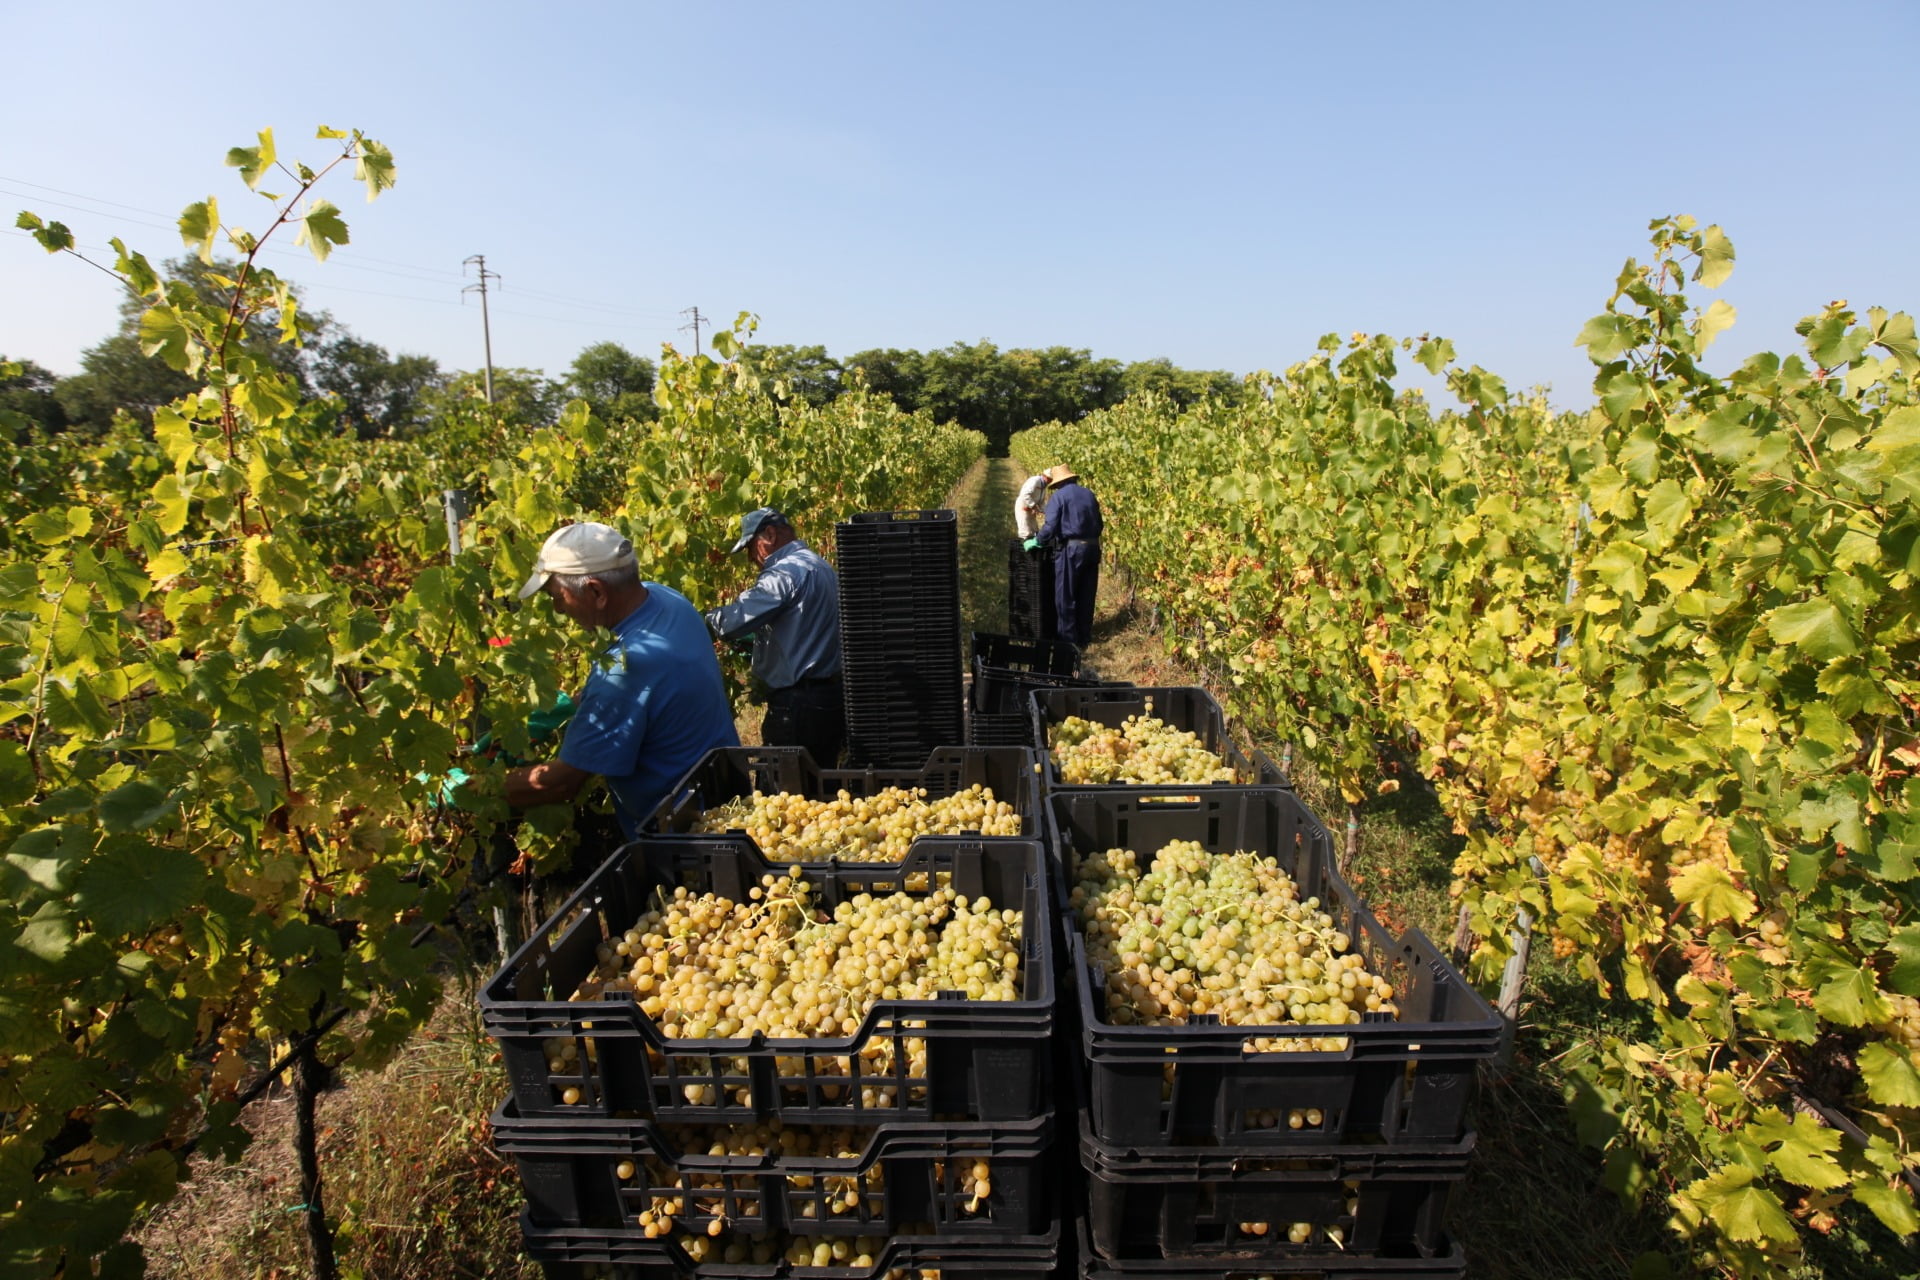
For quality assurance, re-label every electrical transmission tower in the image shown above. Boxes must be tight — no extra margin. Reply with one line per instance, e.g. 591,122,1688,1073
462,254,501,404
680,306,708,358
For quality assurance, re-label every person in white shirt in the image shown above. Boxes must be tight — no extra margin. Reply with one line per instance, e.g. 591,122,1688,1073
1014,471,1049,539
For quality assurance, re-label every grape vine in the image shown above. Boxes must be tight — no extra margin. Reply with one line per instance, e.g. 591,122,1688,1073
1,128,981,1278
1014,217,1920,1275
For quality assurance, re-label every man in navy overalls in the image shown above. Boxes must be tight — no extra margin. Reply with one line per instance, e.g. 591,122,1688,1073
1026,465,1103,651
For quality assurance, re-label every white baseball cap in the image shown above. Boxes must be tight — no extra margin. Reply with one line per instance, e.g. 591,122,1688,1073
517,522,636,599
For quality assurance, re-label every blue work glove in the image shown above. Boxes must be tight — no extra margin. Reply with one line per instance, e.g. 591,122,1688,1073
1022,537,1040,552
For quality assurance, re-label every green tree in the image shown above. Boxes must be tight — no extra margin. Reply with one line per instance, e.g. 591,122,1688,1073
429,366,566,426
1121,357,1241,409
744,343,842,407
0,356,69,434
312,333,444,438
844,346,927,413
565,340,657,422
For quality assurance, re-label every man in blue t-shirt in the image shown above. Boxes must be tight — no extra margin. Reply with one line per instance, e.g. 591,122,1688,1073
505,521,739,839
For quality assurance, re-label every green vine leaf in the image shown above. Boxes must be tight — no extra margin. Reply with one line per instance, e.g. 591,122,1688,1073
1856,1042,1920,1109
177,197,219,264
294,200,349,261
1763,600,1858,661
226,128,277,190
1691,1166,1797,1244
1851,1178,1920,1236
1696,224,1735,288
1668,861,1757,925
97,781,174,834
73,841,205,935
1748,1111,1848,1190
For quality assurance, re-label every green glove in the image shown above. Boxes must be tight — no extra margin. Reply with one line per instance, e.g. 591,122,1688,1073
1022,537,1040,552
469,691,576,763
413,766,473,810
526,690,576,741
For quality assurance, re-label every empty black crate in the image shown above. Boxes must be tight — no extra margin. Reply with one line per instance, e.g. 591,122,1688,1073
837,509,965,768
482,836,1055,1124
1031,685,1282,789
643,745,1042,850
969,631,1119,719
1055,788,1500,1147
498,1098,1053,1237
1007,538,1057,641
523,1212,1061,1278
966,705,1036,750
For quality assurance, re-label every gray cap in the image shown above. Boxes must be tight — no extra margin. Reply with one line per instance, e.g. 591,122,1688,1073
730,507,785,553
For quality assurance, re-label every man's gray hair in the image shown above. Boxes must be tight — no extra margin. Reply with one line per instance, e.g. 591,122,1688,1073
550,561,640,594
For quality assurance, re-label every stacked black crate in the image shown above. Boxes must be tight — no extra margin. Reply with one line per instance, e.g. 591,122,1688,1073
1006,538,1057,642
965,631,1114,748
482,745,1065,1278
1035,687,1495,1279
836,510,965,767
484,833,1063,1278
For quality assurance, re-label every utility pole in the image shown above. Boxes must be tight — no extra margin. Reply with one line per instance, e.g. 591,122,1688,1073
680,305,707,358
463,254,501,404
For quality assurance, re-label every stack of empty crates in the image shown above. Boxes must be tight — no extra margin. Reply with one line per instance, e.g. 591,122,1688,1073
964,631,1112,748
834,510,965,767
1005,538,1056,641
482,744,1065,1277
1031,685,1498,1279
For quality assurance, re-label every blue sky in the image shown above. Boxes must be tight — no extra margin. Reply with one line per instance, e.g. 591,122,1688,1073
6,1,1915,409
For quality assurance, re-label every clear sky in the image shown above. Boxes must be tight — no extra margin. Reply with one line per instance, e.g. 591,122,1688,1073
5,1,1915,409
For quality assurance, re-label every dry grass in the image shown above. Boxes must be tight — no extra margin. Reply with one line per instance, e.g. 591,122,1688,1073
135,981,537,1280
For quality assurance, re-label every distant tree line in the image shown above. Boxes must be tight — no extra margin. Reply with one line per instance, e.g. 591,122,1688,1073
6,258,1235,453
744,341,1239,454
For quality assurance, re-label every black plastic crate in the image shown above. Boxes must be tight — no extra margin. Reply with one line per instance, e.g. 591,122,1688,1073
1007,538,1057,642
498,1098,1053,1236
1081,1112,1469,1259
522,1210,1060,1278
1030,686,1284,789
973,632,1081,677
642,746,1042,850
840,681,965,768
837,553,965,766
1056,789,1500,1148
482,837,1055,1124
841,720,967,770
835,508,960,538
1075,1217,1467,1280
1047,785,1331,913
968,631,1121,718
966,706,1036,750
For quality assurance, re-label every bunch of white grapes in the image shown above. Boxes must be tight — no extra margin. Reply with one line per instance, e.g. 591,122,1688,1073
1071,841,1396,1050
551,869,1023,1108
693,785,1021,860
1049,712,1239,784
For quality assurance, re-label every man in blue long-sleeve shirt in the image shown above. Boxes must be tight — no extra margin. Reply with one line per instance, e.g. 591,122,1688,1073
1025,465,1103,650
705,507,846,766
